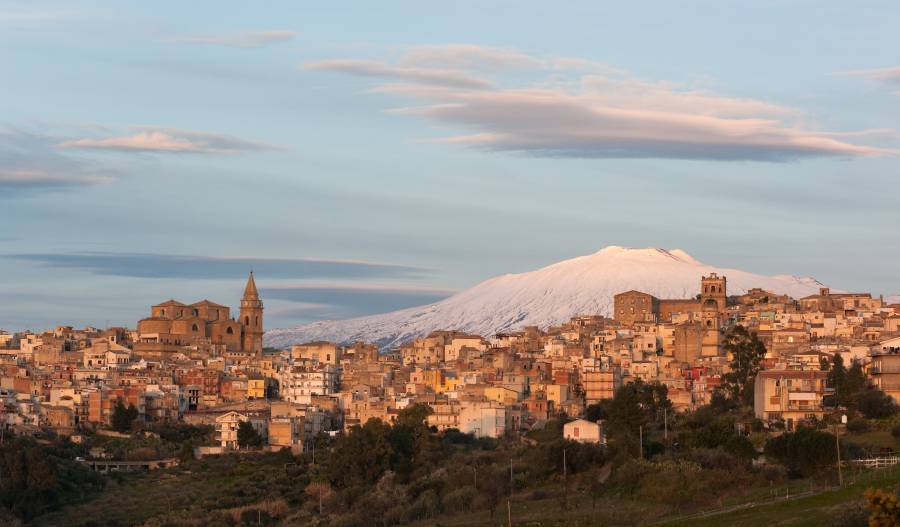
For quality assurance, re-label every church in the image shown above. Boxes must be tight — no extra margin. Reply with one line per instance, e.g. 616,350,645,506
135,272,264,356
613,273,727,361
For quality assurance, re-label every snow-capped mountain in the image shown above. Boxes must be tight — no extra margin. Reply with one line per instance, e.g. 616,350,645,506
265,246,828,349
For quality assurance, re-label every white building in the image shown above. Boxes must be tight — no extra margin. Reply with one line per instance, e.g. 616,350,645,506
563,418,605,444
279,363,339,404
459,401,507,438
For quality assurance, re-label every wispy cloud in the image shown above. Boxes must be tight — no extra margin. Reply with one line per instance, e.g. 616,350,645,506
304,59,491,89
167,30,297,49
58,126,279,154
306,44,894,162
0,127,117,195
836,66,900,95
836,66,900,85
400,44,542,71
3,252,429,280
0,169,112,188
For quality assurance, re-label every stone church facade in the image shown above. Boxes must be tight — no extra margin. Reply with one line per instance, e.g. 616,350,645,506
135,272,264,356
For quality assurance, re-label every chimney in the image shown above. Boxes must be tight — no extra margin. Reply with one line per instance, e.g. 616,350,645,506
820,287,830,296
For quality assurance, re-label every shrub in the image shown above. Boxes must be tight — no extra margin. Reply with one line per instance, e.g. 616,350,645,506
442,486,476,513
830,502,869,527
866,488,900,527
764,428,838,477
891,424,900,438
846,418,869,433
858,389,897,419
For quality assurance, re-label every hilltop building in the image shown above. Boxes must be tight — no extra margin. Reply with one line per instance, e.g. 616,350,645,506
613,273,727,326
135,273,264,356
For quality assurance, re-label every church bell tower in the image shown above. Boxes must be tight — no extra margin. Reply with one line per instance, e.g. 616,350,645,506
240,272,264,355
700,273,727,313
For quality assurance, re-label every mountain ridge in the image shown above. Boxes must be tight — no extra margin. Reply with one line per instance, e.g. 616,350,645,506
264,246,828,348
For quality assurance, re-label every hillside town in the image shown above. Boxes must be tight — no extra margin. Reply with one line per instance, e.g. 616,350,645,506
2,271,899,455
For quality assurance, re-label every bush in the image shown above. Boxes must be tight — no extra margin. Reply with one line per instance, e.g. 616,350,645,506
866,488,900,526
891,424,900,438
858,389,897,419
846,418,869,433
830,502,869,527
442,486,476,513
764,428,838,477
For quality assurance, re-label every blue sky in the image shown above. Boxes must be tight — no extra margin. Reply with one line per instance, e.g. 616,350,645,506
2,1,899,331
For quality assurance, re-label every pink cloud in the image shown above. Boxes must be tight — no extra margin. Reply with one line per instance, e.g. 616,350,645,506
313,45,895,161
58,128,278,154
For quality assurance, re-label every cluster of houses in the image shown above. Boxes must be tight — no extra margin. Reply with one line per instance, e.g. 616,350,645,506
1,272,898,455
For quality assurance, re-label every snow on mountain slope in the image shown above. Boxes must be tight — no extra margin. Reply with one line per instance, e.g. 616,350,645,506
265,246,827,348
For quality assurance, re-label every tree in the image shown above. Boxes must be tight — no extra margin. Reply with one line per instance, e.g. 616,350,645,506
110,400,138,433
475,465,508,518
0,438,103,521
764,428,838,476
858,388,897,419
327,418,394,488
842,360,868,409
720,326,767,406
236,420,262,449
391,403,434,475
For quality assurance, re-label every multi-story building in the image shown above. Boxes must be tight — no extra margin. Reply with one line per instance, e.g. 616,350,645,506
753,370,829,430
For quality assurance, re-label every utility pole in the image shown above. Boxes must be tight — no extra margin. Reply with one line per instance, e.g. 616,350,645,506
835,422,843,487
509,457,513,498
563,447,568,511
639,425,643,460
664,408,668,441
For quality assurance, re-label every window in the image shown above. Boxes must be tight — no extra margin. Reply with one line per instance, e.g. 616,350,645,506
193,309,199,316
161,309,166,316
245,316,249,325
191,324,199,332
226,327,234,335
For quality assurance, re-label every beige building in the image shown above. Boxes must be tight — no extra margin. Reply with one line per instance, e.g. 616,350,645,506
291,342,341,365
869,340,900,403
753,370,829,430
583,369,621,404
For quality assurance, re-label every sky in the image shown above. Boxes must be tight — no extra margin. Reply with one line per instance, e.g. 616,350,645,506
2,1,899,332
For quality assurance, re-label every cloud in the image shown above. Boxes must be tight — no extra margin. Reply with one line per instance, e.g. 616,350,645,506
58,127,278,154
0,169,112,188
262,284,453,320
400,44,542,71
168,30,296,49
0,127,117,195
837,66,900,85
305,44,894,161
3,252,429,280
304,59,491,89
